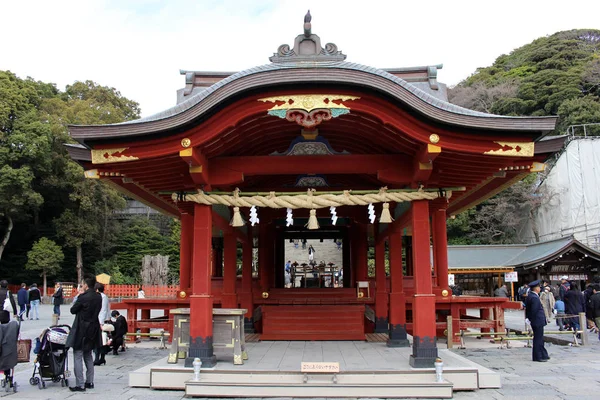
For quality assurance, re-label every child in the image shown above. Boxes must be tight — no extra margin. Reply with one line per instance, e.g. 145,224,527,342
554,297,566,331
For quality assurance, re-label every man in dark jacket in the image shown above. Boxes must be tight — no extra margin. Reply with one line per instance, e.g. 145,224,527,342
525,280,550,362
109,310,128,355
52,282,63,317
66,276,102,392
17,283,28,321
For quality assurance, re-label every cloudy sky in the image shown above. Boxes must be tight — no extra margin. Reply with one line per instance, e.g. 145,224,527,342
1,0,598,117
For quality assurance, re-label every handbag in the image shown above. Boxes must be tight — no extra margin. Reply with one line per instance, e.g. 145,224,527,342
3,291,12,312
17,338,32,363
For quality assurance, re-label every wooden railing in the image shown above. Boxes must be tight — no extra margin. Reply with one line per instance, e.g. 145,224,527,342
105,284,180,298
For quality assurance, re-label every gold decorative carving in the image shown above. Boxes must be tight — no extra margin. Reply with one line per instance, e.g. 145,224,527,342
428,144,442,154
91,148,139,164
429,134,440,144
441,289,449,297
530,162,546,172
259,94,360,112
84,169,99,179
234,354,243,365
181,138,191,148
484,141,534,157
167,353,178,364
179,291,187,299
261,292,269,299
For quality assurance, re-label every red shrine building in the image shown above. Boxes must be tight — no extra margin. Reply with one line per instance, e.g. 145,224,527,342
67,14,559,368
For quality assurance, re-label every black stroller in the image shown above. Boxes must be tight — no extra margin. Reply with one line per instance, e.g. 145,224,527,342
29,324,71,389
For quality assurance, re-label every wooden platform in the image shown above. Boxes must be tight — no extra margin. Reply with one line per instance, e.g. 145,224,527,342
261,305,365,341
130,341,500,398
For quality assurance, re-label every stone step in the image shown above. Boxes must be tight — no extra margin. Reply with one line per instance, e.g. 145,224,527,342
184,370,453,398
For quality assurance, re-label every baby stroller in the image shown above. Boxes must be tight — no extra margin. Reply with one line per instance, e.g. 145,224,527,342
30,324,71,389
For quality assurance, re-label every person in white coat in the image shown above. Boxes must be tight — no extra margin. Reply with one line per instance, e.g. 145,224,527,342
93,283,110,365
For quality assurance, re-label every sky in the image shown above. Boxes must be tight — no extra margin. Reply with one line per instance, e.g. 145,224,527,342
1,0,599,118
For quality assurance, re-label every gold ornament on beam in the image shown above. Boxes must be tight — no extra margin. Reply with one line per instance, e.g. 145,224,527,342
441,289,449,297
262,292,269,299
181,138,191,148
429,134,440,144
179,291,187,299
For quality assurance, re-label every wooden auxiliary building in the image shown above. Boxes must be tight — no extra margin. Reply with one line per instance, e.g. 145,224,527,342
67,13,560,369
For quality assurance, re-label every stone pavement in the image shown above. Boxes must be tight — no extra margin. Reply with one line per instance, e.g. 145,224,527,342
2,305,599,399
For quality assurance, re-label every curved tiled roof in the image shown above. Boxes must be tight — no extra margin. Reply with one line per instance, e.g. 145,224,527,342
70,60,557,142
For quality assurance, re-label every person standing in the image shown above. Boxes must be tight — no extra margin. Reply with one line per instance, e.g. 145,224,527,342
66,276,102,392
93,283,110,366
0,280,18,387
564,283,585,332
559,276,570,301
52,282,64,317
589,284,600,340
308,245,315,264
554,297,566,331
525,280,549,362
17,283,28,321
540,285,556,324
28,283,41,320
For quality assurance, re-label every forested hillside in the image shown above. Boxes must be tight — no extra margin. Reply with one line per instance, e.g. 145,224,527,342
0,71,179,287
447,29,600,245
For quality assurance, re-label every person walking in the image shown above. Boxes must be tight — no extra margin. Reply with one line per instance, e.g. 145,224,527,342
52,282,64,318
94,283,110,366
0,280,18,388
525,280,549,362
17,283,28,321
28,283,41,320
66,276,102,392
308,245,316,264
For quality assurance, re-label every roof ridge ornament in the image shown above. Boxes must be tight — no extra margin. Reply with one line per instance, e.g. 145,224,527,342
270,11,346,63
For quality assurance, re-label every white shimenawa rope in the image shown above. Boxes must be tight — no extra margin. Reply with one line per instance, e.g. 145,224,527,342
172,188,449,209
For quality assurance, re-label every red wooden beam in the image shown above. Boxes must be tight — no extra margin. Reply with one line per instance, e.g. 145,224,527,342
180,148,209,185
210,155,412,177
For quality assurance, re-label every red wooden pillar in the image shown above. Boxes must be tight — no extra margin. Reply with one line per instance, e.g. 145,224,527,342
259,222,269,292
179,213,193,292
432,207,449,291
187,204,216,367
374,239,388,333
222,233,238,308
387,228,409,347
240,232,254,332
409,200,438,367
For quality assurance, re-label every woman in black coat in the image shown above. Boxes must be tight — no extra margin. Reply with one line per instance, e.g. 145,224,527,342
0,280,17,324
564,283,586,330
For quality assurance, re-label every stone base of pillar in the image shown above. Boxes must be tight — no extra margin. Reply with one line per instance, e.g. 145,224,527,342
374,317,388,333
244,317,255,333
387,323,410,347
409,336,438,368
185,336,217,368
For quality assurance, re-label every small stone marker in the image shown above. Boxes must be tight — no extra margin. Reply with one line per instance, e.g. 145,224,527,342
301,362,340,373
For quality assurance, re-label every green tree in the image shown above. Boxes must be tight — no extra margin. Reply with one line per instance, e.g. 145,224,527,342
113,217,170,281
55,174,126,283
25,237,64,297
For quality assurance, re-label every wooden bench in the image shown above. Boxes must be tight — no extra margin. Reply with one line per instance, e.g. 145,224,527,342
168,308,247,365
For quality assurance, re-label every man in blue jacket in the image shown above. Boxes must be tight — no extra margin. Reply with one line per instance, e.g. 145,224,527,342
525,280,550,362
17,283,28,322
